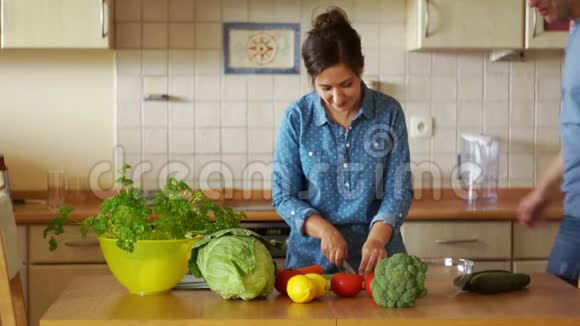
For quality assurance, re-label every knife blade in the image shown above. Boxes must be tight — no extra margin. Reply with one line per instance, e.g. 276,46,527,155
342,261,357,274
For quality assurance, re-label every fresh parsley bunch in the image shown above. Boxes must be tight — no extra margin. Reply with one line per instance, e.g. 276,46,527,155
43,164,245,253
152,177,244,240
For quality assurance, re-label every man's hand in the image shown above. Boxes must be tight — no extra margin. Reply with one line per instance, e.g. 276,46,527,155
517,189,550,227
517,152,563,227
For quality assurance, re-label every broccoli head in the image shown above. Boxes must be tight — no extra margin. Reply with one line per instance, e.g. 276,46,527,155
370,253,428,308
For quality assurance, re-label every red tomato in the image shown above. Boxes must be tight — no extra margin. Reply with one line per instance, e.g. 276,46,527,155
364,273,375,297
331,273,363,297
274,265,324,295
294,264,324,275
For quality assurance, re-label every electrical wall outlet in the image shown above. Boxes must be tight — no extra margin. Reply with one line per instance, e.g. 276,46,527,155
409,115,432,139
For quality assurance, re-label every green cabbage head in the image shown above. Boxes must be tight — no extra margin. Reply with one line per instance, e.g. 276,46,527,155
189,228,275,300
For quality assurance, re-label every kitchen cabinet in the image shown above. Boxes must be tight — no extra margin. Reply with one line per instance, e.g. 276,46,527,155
28,225,110,326
473,260,511,272
513,222,559,259
28,225,105,263
402,220,560,275
1,0,114,49
525,5,569,49
513,260,548,273
512,222,558,275
405,0,523,50
401,221,512,259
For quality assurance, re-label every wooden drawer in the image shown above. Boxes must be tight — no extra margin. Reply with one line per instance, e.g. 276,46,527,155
401,221,511,259
513,222,559,259
512,260,548,273
473,260,511,272
29,225,105,263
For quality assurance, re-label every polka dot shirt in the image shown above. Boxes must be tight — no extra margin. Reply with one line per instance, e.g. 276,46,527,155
272,83,414,273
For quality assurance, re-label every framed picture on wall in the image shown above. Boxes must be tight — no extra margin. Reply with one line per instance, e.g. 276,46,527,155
223,22,300,74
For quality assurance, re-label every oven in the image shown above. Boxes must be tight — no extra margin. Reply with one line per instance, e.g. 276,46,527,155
241,221,290,269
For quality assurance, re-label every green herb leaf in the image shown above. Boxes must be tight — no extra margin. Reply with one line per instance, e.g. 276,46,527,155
152,177,245,240
44,165,245,254
43,205,75,252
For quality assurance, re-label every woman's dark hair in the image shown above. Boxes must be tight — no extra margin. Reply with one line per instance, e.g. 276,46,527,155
302,7,364,84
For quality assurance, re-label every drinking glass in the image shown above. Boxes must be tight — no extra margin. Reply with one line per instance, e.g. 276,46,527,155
47,169,65,210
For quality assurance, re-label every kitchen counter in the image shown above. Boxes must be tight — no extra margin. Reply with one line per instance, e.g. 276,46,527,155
40,273,580,326
14,188,564,224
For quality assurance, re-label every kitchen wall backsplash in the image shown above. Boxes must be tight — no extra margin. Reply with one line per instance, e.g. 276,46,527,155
115,0,563,194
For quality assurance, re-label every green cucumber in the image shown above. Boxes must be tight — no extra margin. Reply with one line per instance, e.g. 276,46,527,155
462,270,530,294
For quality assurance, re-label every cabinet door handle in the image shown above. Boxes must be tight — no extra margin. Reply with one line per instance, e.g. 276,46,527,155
100,0,108,38
424,0,430,39
532,10,538,38
435,238,479,245
64,239,100,248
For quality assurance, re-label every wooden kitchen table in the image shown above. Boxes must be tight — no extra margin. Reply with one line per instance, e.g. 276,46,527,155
40,273,580,326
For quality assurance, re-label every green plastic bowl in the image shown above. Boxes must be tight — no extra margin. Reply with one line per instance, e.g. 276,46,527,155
99,237,198,295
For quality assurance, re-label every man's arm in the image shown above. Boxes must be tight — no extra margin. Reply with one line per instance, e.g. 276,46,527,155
516,152,564,226
536,152,564,199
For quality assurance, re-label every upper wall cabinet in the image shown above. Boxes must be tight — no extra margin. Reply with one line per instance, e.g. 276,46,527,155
525,5,568,49
1,0,114,49
406,0,524,50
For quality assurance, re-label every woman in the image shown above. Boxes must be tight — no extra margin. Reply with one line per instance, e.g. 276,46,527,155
272,7,413,276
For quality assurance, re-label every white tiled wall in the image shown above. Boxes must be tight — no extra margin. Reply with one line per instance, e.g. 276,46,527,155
115,0,563,191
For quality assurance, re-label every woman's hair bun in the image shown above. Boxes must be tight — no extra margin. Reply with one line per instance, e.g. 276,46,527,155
311,7,350,31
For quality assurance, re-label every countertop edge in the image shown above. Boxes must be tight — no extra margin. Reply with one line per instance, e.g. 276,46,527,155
15,207,565,225
13,188,565,225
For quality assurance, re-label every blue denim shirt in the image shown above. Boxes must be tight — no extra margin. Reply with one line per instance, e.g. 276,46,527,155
561,20,580,217
272,83,413,273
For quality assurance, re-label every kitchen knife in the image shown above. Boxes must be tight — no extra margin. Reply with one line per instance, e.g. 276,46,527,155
342,261,357,274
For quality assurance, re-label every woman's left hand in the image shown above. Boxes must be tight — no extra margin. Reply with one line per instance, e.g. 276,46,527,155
359,239,387,277
359,222,393,277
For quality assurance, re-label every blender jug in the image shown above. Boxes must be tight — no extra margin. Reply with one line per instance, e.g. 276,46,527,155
459,134,500,203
